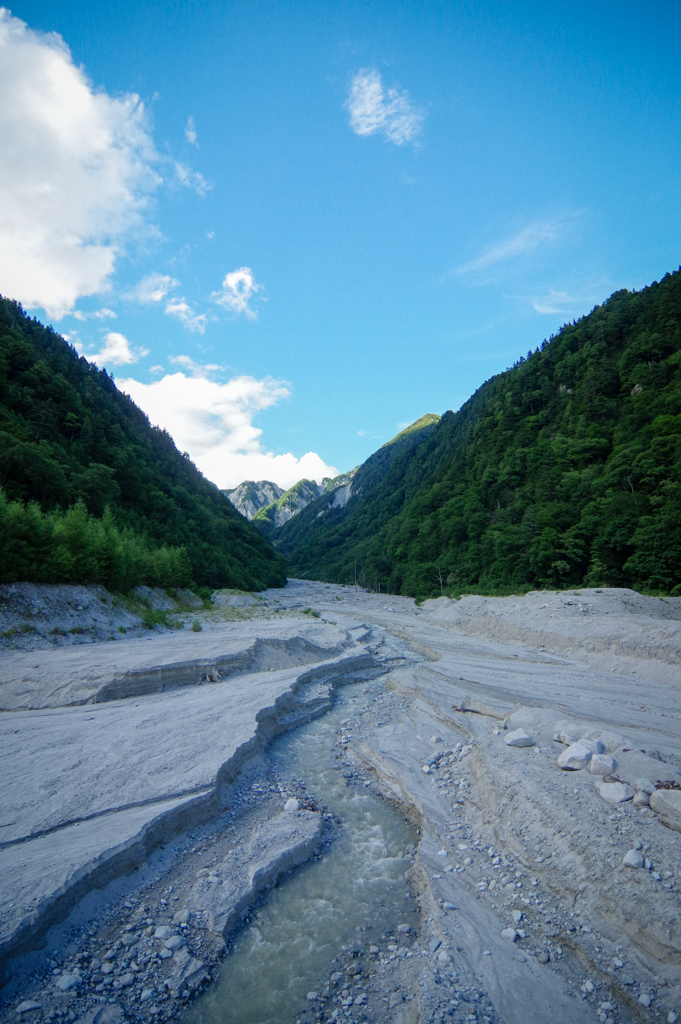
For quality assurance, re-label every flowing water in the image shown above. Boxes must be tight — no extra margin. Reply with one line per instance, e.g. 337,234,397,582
189,680,418,1024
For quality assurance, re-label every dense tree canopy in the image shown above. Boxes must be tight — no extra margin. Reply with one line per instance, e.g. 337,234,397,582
276,271,681,598
0,298,286,591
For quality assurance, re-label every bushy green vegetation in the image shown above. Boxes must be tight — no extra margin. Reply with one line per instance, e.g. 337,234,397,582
0,298,286,590
0,490,192,590
277,271,681,597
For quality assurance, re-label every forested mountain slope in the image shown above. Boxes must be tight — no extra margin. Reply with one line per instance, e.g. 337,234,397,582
272,413,442,574
277,272,681,597
0,298,286,591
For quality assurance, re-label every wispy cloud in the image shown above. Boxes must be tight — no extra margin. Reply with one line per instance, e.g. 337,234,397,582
212,267,264,320
347,69,424,146
124,273,179,304
174,161,210,195
169,355,224,378
532,289,578,315
165,297,208,333
71,307,117,322
529,281,604,316
78,331,148,367
453,217,572,277
185,116,198,148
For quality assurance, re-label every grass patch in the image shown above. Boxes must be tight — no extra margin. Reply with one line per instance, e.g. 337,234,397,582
302,607,320,618
140,607,171,630
191,619,202,632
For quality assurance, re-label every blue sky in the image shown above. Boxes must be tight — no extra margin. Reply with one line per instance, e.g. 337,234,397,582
2,1,681,488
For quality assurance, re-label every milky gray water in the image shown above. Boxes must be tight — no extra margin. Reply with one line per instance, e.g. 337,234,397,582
188,681,418,1024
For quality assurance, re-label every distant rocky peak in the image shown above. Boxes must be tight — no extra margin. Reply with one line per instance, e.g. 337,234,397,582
224,480,284,520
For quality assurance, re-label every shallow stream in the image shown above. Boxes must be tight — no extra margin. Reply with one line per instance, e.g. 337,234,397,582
189,679,418,1024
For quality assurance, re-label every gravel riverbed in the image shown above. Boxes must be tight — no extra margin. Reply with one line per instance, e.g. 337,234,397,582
1,581,679,1024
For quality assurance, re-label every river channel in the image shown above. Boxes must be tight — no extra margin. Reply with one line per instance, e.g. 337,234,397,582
189,678,419,1024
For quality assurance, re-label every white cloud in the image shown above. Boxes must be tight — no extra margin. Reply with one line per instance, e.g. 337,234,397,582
185,116,198,148
212,267,263,320
72,307,117,321
347,69,424,146
174,161,210,195
453,217,573,277
164,297,208,333
0,9,162,319
169,355,224,376
124,273,179,304
532,289,577,315
81,331,149,367
118,371,338,490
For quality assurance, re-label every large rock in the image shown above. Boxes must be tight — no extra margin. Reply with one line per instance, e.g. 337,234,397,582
55,974,81,992
557,742,592,770
650,789,681,830
623,849,644,869
504,729,535,748
167,949,207,996
598,782,634,805
589,754,616,776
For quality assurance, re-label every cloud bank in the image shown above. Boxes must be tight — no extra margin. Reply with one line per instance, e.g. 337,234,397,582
347,69,424,145
119,370,338,490
0,9,161,319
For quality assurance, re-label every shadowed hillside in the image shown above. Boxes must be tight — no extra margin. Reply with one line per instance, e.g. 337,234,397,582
0,298,286,591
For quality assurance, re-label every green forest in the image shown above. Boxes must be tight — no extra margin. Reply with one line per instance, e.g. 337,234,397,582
0,297,286,592
276,270,681,598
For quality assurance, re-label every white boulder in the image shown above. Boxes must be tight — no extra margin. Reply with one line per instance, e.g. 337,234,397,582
557,742,593,771
650,789,681,825
636,778,656,795
504,729,535,748
55,974,80,992
589,754,616,776
284,798,301,812
501,928,518,942
599,782,634,805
